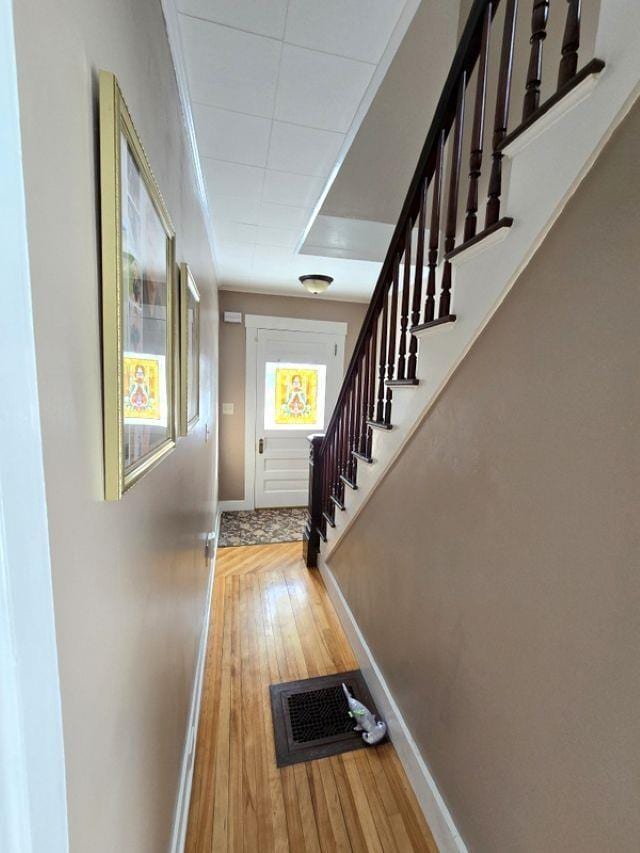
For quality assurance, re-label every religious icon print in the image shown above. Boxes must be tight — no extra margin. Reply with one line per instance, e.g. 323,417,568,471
123,353,167,426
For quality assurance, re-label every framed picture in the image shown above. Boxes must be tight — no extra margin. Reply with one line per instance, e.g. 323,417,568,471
179,263,201,435
99,70,177,500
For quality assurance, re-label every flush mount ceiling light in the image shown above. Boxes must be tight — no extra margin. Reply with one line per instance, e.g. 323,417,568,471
299,274,333,295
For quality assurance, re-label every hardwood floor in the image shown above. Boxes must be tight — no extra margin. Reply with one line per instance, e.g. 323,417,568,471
185,542,438,852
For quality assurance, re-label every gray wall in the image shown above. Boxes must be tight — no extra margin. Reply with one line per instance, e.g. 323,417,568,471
13,0,218,850
218,289,367,501
327,98,640,850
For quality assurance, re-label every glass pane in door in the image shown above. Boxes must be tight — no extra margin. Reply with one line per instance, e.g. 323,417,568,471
264,362,327,431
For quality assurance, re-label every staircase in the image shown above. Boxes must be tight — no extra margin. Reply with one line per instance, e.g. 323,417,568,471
303,0,640,569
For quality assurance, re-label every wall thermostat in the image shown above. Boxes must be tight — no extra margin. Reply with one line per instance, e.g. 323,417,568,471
223,311,242,324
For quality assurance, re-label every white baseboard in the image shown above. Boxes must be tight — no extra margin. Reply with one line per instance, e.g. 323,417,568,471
170,510,221,853
219,499,253,512
318,555,468,853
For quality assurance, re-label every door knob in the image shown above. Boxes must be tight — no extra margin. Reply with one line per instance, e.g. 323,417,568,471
258,438,264,454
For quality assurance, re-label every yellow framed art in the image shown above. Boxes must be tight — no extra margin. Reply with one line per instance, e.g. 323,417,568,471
179,263,200,435
99,71,177,500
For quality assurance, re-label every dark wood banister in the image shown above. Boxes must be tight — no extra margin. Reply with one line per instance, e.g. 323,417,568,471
319,0,500,456
304,0,600,567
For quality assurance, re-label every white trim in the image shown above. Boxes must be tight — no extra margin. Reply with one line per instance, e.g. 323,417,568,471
243,325,259,510
219,284,371,304
242,316,347,509
219,499,253,513
244,314,348,336
170,510,221,853
318,555,467,853
0,2,69,849
160,0,219,280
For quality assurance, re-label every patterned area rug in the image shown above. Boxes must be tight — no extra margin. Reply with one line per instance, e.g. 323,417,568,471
219,507,307,548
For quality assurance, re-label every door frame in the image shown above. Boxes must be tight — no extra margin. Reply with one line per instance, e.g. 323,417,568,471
233,314,347,512
0,1,69,848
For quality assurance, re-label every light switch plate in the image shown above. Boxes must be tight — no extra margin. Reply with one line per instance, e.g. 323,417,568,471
222,403,234,415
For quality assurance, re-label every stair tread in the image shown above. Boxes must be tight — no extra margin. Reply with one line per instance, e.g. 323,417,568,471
367,419,393,431
322,510,335,529
410,314,456,334
498,58,605,154
445,218,513,261
386,378,420,387
352,450,373,464
339,474,358,491
330,493,346,511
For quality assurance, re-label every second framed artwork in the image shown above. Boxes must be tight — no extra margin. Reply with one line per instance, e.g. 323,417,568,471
179,263,201,435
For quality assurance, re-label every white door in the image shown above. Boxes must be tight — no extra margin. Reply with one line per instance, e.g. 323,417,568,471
254,327,343,508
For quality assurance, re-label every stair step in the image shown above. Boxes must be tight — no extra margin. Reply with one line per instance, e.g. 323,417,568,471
352,450,373,464
340,474,358,491
386,377,419,387
322,510,335,529
316,525,327,543
410,314,456,335
330,493,345,511
446,217,513,264
367,418,393,431
499,58,605,156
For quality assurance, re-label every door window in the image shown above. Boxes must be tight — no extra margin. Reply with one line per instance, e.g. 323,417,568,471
263,362,327,431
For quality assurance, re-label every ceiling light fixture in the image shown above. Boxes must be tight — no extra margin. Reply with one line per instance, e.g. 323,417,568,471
299,274,333,295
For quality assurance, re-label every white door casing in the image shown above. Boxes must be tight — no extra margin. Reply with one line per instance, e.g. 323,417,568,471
240,315,346,511
0,1,69,848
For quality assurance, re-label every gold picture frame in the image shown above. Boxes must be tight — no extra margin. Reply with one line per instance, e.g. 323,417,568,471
179,263,201,435
99,70,177,500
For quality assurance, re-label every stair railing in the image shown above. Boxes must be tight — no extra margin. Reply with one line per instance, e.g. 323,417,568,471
304,0,602,568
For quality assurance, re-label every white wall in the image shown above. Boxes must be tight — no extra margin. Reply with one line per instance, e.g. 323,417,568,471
0,0,68,848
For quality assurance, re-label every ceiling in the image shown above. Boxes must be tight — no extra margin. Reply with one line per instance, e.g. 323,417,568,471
174,0,426,301
300,0,461,264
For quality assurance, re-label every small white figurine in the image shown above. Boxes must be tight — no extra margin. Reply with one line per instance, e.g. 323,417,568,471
342,683,387,745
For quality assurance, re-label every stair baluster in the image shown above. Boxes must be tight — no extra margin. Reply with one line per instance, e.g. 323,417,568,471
384,254,400,424
407,181,426,378
440,75,466,318
396,225,413,381
523,1,550,121
366,316,377,456
375,286,389,424
486,0,519,227
464,4,492,241
424,131,445,324
358,334,370,456
558,0,581,88
348,375,358,484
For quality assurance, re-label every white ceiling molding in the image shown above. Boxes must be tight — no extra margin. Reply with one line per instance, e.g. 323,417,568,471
160,0,221,281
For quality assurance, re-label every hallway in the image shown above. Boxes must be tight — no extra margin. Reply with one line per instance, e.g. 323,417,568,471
186,543,437,852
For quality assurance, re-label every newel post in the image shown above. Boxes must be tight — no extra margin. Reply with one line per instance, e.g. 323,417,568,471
303,433,324,569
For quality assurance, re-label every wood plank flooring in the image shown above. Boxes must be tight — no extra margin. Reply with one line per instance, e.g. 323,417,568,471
185,542,438,852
